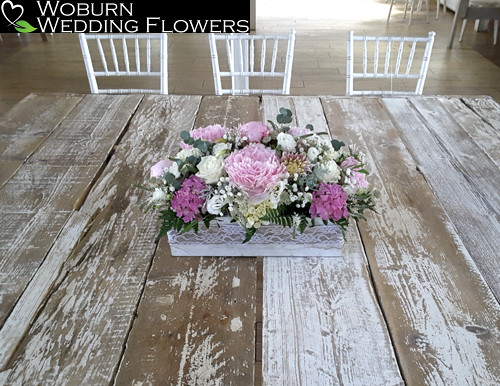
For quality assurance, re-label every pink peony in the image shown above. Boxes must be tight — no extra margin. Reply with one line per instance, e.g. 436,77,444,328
225,143,287,204
171,175,207,222
309,183,349,221
239,121,271,143
150,159,173,178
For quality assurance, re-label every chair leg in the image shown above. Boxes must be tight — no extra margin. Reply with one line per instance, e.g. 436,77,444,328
387,0,395,22
436,0,440,19
426,0,429,23
494,20,498,45
459,19,467,42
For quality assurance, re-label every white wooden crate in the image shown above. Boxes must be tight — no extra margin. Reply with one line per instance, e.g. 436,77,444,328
167,218,343,257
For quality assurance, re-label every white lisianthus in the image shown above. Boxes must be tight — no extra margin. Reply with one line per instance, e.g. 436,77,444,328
314,160,341,183
176,148,202,162
269,180,287,208
168,162,180,178
212,142,232,158
277,132,297,152
307,147,320,162
196,155,225,184
206,194,227,215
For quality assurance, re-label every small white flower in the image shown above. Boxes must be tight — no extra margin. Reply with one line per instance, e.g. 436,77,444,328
277,132,297,152
151,188,168,204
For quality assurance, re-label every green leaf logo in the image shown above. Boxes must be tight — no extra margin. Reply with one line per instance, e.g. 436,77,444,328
14,19,37,33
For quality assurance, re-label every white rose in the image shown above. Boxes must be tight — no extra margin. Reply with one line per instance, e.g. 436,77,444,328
196,155,224,184
212,142,232,158
314,160,341,183
277,132,297,152
307,147,320,162
206,194,227,215
176,148,202,161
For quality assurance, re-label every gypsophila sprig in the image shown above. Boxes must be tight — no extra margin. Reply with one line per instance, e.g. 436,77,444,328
138,108,377,242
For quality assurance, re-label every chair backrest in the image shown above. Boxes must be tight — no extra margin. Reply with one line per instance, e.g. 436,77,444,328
208,30,296,95
79,33,168,94
346,30,435,95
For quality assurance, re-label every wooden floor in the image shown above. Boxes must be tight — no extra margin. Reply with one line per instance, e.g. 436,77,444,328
0,0,499,116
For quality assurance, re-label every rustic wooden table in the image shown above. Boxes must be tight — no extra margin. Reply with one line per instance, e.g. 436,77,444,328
0,93,499,385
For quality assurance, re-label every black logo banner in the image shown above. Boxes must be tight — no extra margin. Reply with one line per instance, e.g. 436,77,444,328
0,0,250,33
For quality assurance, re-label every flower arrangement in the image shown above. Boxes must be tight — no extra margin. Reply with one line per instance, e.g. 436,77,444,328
138,108,377,243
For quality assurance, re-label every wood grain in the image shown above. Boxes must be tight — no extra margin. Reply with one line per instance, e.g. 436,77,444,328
261,96,403,385
115,96,261,385
1,95,201,383
0,94,142,329
0,92,83,187
383,96,500,301
322,96,500,385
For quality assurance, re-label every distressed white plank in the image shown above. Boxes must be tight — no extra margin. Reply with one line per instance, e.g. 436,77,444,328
115,96,261,386
0,93,83,187
323,96,500,385
438,97,500,166
261,96,403,385
0,94,143,327
462,96,500,132
383,96,500,300
0,95,201,383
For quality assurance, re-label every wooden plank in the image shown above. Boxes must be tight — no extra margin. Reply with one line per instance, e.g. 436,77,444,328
461,96,500,132
261,96,403,385
322,96,500,385
437,97,500,167
0,93,83,187
0,95,203,383
114,96,261,385
382,96,500,301
0,94,143,327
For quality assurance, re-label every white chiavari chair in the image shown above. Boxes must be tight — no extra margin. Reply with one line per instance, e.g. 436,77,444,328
79,33,168,94
346,30,436,96
208,30,296,95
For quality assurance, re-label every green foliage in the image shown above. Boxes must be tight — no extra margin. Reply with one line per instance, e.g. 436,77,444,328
331,139,345,151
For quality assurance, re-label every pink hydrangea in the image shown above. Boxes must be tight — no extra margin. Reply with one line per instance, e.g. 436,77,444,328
171,175,207,222
225,143,287,204
309,183,349,221
150,159,173,178
341,156,369,190
239,121,270,143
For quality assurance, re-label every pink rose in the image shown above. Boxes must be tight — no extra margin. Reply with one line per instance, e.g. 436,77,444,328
341,156,369,190
287,126,310,137
239,121,271,143
150,159,173,178
225,143,287,204
190,124,227,142
340,156,359,169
